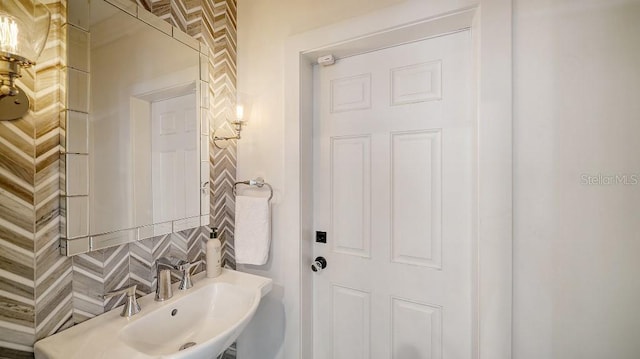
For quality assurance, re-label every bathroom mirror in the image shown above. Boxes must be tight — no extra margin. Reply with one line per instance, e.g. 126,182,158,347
61,0,210,255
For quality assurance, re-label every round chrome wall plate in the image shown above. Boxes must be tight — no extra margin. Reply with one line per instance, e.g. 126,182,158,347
0,88,29,121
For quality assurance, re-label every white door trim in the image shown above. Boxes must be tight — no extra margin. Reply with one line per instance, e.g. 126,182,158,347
282,1,512,358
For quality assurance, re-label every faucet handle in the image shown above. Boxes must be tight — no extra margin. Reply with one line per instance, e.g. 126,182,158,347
176,259,201,272
104,284,141,317
156,256,182,270
177,260,202,290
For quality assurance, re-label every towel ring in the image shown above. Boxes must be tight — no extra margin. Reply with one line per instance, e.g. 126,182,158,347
233,177,273,201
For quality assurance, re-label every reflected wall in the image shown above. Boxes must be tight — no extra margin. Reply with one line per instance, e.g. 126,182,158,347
89,0,201,235
61,0,211,255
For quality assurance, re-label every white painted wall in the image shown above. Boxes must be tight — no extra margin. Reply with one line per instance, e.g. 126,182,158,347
237,0,640,357
513,0,640,358
236,2,477,357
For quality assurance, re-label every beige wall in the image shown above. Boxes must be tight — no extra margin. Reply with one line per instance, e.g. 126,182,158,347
237,0,640,358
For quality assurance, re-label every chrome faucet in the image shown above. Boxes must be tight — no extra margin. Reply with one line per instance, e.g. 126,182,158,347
155,257,202,301
176,260,202,290
155,257,180,301
104,284,141,317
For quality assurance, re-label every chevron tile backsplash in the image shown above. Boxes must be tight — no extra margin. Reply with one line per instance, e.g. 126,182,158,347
0,0,237,357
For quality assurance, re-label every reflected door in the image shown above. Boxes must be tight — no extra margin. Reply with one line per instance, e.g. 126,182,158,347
151,93,199,224
312,31,474,358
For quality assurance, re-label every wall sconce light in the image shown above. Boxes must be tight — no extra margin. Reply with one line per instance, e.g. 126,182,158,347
212,104,246,149
0,0,51,121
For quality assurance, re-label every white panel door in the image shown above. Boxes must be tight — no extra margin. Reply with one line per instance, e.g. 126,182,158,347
151,93,199,223
313,31,473,359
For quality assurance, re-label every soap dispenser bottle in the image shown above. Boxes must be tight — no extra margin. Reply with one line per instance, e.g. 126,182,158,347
206,227,222,278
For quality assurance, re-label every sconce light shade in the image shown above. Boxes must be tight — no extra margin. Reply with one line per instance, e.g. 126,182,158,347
236,104,244,120
1,4,50,62
0,0,51,120
212,104,247,149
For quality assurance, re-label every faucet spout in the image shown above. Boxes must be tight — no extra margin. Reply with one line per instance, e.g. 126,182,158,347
155,257,181,301
154,257,201,301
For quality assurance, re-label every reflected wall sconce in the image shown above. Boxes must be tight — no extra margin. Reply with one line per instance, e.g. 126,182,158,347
0,0,51,121
212,104,246,149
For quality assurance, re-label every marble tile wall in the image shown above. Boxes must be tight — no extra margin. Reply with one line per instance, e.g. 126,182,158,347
0,0,237,357
0,0,67,357
71,228,206,323
208,0,238,270
33,0,74,342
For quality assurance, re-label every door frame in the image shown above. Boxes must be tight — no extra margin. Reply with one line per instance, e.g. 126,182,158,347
282,1,512,358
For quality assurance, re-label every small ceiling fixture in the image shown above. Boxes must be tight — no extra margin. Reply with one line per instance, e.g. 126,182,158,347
0,0,51,121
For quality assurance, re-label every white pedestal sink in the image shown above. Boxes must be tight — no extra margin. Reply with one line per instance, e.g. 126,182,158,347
34,269,272,359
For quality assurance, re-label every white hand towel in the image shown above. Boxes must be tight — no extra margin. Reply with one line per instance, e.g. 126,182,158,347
235,195,271,265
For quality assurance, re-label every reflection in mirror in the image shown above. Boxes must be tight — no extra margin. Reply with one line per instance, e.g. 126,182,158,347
60,0,208,255
90,0,200,235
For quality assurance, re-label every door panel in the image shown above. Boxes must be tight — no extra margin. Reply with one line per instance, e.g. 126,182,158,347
391,130,442,268
391,297,442,358
151,93,198,223
313,30,473,359
331,136,372,257
332,285,371,359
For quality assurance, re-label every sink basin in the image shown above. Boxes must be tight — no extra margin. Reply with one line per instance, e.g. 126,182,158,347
120,282,255,358
34,269,272,359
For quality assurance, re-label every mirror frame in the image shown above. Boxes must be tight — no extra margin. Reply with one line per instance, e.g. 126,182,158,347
60,0,211,256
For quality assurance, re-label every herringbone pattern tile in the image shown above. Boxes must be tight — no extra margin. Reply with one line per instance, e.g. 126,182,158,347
71,244,131,324
34,0,74,342
0,0,67,356
0,0,237,356
71,230,206,317
210,0,237,270
129,229,206,297
129,234,172,295
213,139,237,268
